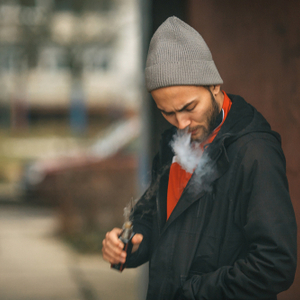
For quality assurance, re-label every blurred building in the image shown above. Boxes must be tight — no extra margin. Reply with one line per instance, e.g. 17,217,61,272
0,0,142,230
0,0,141,122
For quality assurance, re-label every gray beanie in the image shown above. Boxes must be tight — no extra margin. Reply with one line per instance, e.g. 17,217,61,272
145,16,223,92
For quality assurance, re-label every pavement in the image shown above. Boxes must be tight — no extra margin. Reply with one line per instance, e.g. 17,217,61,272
0,203,142,300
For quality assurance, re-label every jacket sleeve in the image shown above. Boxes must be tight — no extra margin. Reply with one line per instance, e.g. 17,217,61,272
126,153,160,268
178,138,297,300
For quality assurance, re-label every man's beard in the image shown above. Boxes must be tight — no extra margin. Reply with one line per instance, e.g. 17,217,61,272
190,90,220,143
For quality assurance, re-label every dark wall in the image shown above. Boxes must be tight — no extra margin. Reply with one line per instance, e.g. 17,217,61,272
188,0,300,299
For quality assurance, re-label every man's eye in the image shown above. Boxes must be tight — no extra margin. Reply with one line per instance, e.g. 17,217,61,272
162,111,174,116
186,105,196,112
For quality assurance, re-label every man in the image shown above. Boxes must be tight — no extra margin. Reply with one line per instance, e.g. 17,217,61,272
102,16,297,300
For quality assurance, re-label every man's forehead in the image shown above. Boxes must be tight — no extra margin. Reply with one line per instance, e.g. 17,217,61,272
152,85,205,96
151,85,208,102
152,86,203,113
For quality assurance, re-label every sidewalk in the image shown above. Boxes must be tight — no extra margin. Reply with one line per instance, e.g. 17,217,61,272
0,203,139,300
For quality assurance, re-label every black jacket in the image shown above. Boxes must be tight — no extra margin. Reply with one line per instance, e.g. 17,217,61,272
127,94,297,300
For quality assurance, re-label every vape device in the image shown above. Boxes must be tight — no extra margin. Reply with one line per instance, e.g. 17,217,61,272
111,221,134,272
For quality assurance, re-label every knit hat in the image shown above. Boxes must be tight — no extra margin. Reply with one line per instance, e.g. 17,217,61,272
145,16,223,92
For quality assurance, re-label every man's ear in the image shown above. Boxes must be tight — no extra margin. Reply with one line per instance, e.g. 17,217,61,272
211,85,221,96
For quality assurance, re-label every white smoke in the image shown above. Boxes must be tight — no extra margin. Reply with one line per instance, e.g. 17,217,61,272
123,198,138,222
193,151,215,192
133,128,216,218
170,128,215,192
170,128,203,173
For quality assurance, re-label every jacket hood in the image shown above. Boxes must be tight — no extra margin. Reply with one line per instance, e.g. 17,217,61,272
213,94,281,147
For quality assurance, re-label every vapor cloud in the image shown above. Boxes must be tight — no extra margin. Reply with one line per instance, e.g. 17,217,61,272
133,128,216,218
170,128,202,173
170,128,215,192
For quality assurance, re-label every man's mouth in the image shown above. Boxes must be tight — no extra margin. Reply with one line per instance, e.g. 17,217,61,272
188,127,199,136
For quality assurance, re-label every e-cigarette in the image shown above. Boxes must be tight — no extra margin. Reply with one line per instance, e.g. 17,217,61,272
111,220,134,272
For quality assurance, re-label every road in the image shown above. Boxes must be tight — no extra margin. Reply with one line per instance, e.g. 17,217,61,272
0,203,140,300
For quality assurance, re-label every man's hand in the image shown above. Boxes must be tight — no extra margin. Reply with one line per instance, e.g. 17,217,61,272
102,227,143,264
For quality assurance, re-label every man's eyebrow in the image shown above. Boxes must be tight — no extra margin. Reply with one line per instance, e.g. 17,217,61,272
177,100,196,112
159,100,196,114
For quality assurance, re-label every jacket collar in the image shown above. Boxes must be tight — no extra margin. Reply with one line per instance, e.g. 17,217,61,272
159,141,229,234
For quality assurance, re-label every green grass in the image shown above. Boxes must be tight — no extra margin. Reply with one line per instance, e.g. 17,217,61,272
59,230,107,254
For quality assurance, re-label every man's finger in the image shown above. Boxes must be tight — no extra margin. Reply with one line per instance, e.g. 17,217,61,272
131,233,143,245
102,228,126,264
131,233,143,254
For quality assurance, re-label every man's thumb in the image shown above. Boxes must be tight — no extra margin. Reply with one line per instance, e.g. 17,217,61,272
132,233,143,245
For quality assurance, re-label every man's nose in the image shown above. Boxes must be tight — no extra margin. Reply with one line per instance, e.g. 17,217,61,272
176,114,191,130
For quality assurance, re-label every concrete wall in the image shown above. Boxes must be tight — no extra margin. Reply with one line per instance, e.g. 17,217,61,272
188,0,300,298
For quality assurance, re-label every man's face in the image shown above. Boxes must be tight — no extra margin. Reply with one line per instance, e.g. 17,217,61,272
151,85,222,143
